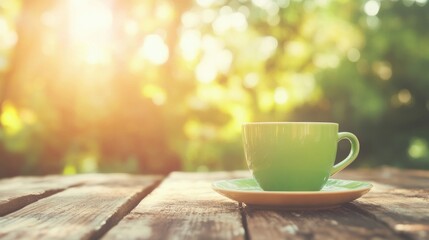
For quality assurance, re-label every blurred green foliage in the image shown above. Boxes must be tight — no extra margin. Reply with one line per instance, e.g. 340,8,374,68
0,0,428,177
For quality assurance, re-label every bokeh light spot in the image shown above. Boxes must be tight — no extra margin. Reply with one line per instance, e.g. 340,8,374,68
139,34,170,65
156,2,175,22
142,84,167,105
259,36,278,59
314,54,340,69
373,61,392,81
125,20,139,36
181,11,200,28
408,138,428,161
366,16,380,29
274,87,289,104
196,0,220,8
212,8,248,34
0,57,8,71
364,0,380,16
416,0,428,6
244,73,259,88
1,102,23,136
196,62,217,83
397,89,412,105
347,48,361,62
63,164,77,175
285,41,306,56
180,30,202,61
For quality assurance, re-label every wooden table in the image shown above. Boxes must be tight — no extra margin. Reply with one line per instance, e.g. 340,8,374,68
0,168,428,240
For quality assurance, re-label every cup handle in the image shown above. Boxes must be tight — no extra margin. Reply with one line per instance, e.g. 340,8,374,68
330,132,360,176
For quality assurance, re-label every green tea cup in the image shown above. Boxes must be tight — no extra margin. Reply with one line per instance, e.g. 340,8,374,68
242,122,359,191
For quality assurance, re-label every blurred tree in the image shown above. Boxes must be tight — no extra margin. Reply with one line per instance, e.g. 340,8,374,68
0,0,428,177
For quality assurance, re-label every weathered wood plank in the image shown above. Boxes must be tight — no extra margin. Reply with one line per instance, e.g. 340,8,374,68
0,174,161,240
244,205,402,240
0,168,427,240
103,172,245,240
350,187,429,240
0,175,86,216
336,168,429,239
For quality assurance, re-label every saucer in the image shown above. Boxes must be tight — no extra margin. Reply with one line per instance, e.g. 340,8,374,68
212,178,372,209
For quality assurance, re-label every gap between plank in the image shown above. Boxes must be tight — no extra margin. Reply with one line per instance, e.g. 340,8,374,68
0,183,84,217
239,202,251,240
91,179,162,240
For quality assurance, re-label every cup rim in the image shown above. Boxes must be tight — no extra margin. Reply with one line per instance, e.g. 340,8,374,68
242,122,338,126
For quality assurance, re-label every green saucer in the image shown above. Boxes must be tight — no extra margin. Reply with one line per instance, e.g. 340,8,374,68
212,178,372,209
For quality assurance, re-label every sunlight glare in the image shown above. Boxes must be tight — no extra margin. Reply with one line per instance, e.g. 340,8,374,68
68,0,112,43
180,30,202,61
41,11,58,27
196,0,219,7
67,0,113,65
139,34,169,65
0,18,17,50
0,18,7,36
85,45,110,65
395,224,429,232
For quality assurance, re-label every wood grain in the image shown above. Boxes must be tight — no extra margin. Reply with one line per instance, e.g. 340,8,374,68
0,168,427,240
244,204,402,240
103,172,245,240
350,183,429,239
0,174,161,240
335,168,429,239
0,175,85,216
